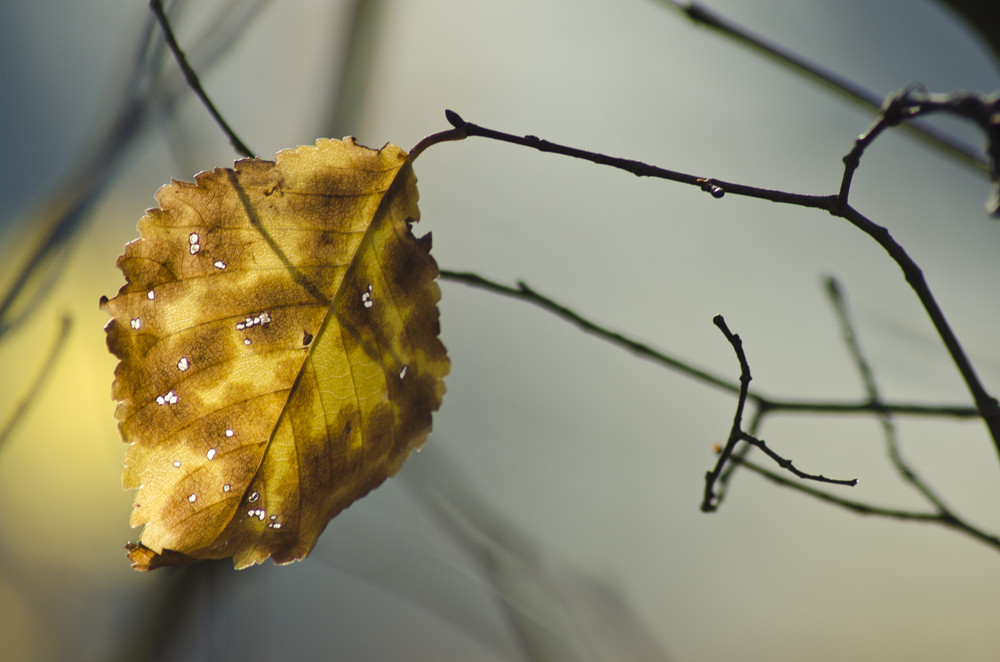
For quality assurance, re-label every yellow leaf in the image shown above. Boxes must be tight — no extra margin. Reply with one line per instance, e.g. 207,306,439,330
100,138,448,570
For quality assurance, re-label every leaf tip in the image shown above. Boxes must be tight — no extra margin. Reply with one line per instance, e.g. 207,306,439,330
125,541,199,571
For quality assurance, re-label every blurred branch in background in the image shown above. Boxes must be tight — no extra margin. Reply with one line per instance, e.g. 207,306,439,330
149,0,256,159
652,0,991,173
95,561,238,662
0,315,71,457
934,0,1000,69
730,454,1000,551
825,277,949,512
403,449,674,662
325,0,387,141
0,0,272,341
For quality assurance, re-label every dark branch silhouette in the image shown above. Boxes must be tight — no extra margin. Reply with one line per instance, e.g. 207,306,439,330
702,316,857,511
701,315,755,511
439,271,978,420
149,0,256,159
739,431,857,487
442,106,1000,462
708,277,999,549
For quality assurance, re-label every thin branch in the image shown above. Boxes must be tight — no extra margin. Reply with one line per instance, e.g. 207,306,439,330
753,399,977,418
441,108,1000,462
836,203,1000,458
444,111,833,210
825,277,951,512
149,0,256,159
0,316,72,456
714,438,752,506
739,431,857,487
703,317,857,508
440,270,736,393
653,1,988,172
712,405,765,506
439,270,978,420
730,454,1000,553
701,315,753,512
839,86,1000,211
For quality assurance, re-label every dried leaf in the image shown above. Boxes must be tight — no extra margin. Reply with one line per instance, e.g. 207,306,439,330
100,138,448,570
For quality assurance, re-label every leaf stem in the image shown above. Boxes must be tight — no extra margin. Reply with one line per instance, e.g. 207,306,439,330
409,119,469,162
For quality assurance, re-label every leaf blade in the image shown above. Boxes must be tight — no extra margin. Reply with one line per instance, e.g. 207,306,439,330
102,138,448,569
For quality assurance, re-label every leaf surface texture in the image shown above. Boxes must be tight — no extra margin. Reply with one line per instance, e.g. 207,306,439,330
101,139,448,569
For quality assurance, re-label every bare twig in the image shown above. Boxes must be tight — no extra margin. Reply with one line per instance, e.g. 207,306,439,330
0,316,72,456
439,270,978,420
835,202,1000,457
752,399,976,418
712,406,765,506
149,0,256,159
739,431,857,487
702,316,856,510
440,270,737,393
839,86,1000,211
444,111,834,209
653,1,988,172
730,454,1000,553
701,315,753,511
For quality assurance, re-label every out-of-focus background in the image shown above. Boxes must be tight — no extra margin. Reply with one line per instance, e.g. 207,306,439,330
1,0,999,660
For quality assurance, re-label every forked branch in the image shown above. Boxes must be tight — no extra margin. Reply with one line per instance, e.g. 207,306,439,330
702,316,856,511
444,102,1000,463
439,270,977,419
